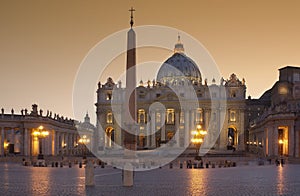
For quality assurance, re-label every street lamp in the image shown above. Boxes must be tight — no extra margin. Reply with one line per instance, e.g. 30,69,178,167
279,139,284,156
4,141,9,156
32,125,49,156
32,125,49,166
78,135,90,157
191,125,207,153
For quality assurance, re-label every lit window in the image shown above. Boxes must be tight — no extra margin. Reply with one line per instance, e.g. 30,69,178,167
196,108,203,123
156,112,161,123
106,93,112,100
230,110,236,122
138,109,146,124
107,112,113,124
166,109,175,124
180,112,184,124
231,91,236,98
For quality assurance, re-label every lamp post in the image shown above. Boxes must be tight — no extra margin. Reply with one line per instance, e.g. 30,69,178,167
32,126,49,156
4,141,9,156
279,139,284,156
191,125,207,153
32,125,49,166
78,135,90,157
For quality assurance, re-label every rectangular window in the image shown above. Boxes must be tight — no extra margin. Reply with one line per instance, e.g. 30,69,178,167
138,109,146,124
180,112,184,124
166,109,175,124
156,112,161,123
107,112,113,124
196,108,203,123
230,110,236,122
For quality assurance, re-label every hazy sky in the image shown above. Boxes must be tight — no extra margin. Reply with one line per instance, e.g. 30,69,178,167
1,0,300,123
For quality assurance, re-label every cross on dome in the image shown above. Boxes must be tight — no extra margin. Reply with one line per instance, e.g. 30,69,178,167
174,34,184,53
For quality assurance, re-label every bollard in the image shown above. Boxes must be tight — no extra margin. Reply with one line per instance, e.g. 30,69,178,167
101,162,105,168
197,163,201,169
193,163,197,169
85,161,95,186
52,162,54,167
79,162,82,168
169,163,173,169
233,162,236,167
60,162,63,168
55,162,58,167
280,159,284,167
200,162,204,169
69,162,72,168
206,163,209,168
180,162,183,169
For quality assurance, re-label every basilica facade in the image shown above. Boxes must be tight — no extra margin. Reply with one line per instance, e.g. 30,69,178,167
96,38,247,152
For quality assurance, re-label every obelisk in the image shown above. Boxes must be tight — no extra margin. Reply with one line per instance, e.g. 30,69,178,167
122,7,137,187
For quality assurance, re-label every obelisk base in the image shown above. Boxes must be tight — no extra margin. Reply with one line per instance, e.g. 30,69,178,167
123,162,134,187
85,161,95,186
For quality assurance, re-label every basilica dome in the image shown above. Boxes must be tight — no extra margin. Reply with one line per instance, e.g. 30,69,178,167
156,36,202,85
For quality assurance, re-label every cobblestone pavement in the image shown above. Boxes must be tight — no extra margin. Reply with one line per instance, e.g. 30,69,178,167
0,163,300,196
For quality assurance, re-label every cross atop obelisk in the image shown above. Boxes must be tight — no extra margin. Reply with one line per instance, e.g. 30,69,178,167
129,7,135,28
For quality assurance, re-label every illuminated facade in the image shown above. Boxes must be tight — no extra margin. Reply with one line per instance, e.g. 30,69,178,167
248,66,300,158
96,37,247,151
0,104,78,157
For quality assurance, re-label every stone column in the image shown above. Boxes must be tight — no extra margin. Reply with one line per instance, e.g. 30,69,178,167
56,131,59,156
150,111,156,148
146,114,151,148
11,128,15,153
267,126,273,156
239,110,245,150
184,110,190,147
161,111,166,142
289,123,295,157
295,130,299,158
0,127,4,156
220,110,228,150
273,125,278,156
175,112,180,147
24,128,29,156
204,109,212,146
68,133,72,155
190,110,195,133
51,130,55,156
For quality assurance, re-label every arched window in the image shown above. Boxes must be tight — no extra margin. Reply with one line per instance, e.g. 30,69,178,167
138,109,146,124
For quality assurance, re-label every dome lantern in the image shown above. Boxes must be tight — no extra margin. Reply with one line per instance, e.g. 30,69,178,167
156,37,201,85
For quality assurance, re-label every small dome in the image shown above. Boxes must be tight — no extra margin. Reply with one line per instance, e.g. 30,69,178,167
156,37,201,85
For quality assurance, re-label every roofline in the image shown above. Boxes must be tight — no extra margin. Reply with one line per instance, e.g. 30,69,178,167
278,65,300,71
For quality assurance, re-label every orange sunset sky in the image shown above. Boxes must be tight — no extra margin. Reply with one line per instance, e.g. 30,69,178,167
1,0,300,122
